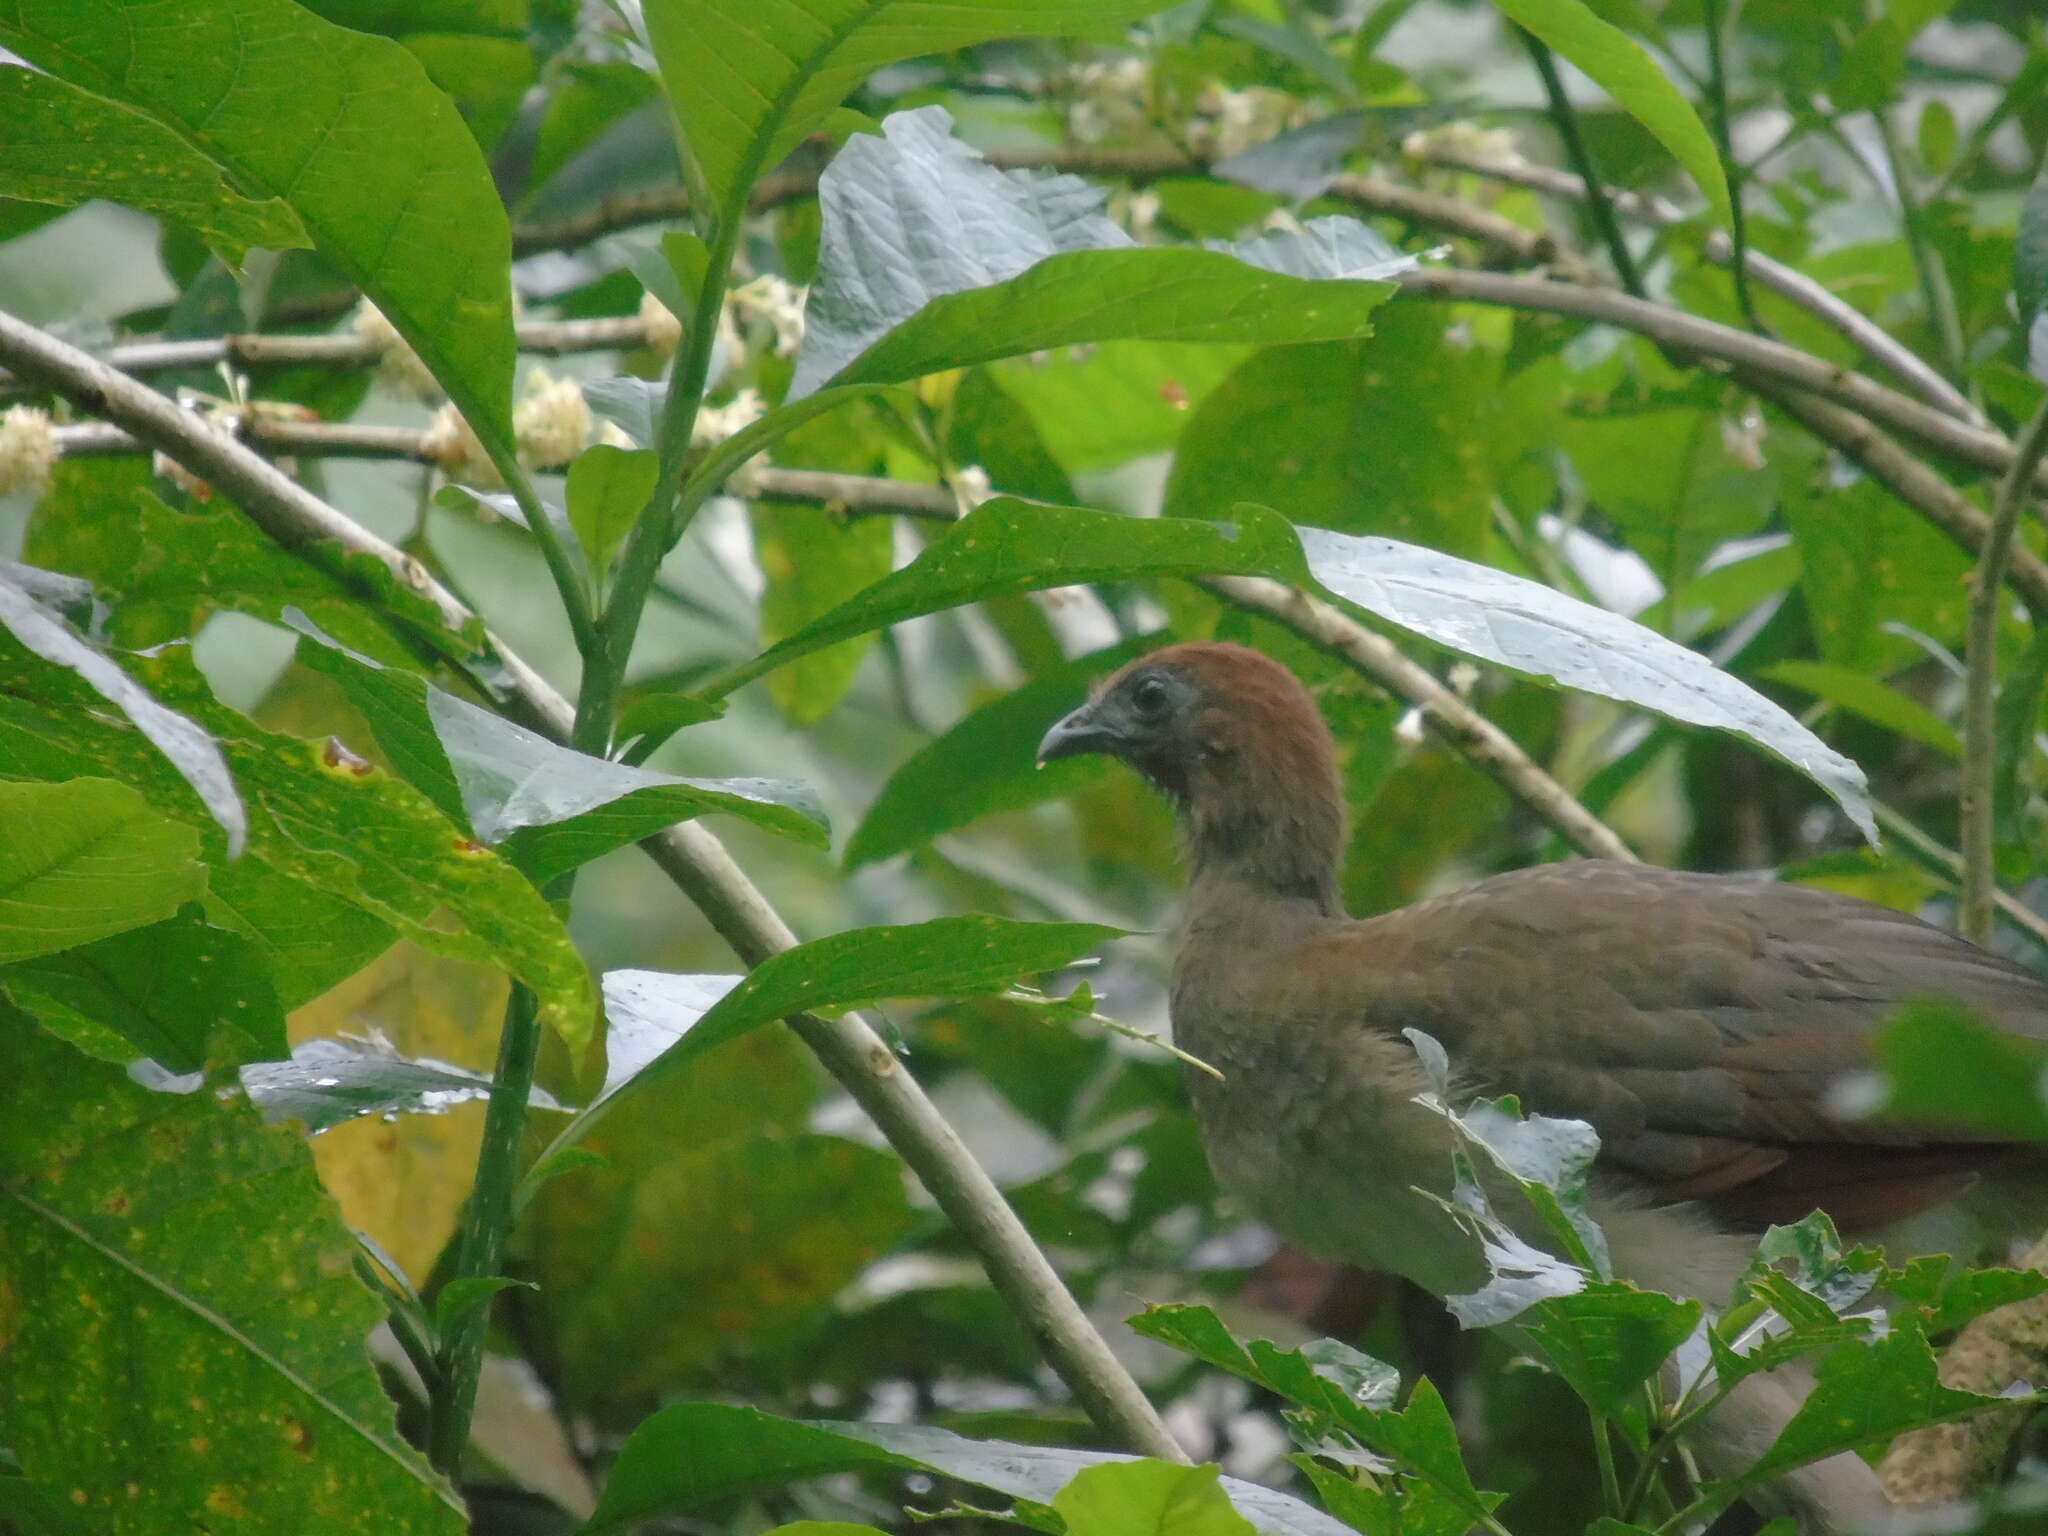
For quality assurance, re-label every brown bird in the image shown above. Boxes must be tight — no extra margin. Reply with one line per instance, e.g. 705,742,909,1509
1038,641,2048,1533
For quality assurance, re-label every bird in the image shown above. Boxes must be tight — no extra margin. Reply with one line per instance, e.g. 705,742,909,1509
1036,640,2048,1533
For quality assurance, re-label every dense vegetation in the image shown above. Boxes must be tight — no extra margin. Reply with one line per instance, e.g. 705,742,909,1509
3,1,2048,1533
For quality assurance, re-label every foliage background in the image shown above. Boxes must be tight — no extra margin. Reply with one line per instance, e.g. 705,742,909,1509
3,0,2048,1533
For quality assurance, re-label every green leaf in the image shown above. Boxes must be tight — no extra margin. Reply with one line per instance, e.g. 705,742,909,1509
1859,999,2048,1142
1294,520,1878,842
1759,661,1961,758
1053,1462,1256,1536
1745,1316,2036,1483
0,66,307,265
844,635,1155,869
791,109,1408,399
25,459,480,667
239,1036,562,1136
707,500,1309,700
640,0,1167,221
0,566,246,854
2019,156,2048,331
1162,319,1506,556
1517,1282,1702,1415
1784,479,1969,675
2,904,285,1072
0,0,519,457
0,1027,464,1535
293,629,828,883
752,504,895,725
1488,0,1732,226
0,780,203,963
567,443,660,581
432,1274,537,1339
580,1404,1350,1536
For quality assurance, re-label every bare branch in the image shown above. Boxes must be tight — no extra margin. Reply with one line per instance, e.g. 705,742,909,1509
1411,143,1986,425
0,303,1185,1468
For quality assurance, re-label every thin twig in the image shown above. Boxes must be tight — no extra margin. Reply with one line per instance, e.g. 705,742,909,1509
1414,143,1985,424
1870,801,2048,954
0,303,1186,1468
1700,0,1762,332
1516,29,1647,298
1959,396,2048,943
1874,108,1971,391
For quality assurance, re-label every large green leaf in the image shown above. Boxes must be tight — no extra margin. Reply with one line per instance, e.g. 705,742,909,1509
752,504,895,726
1516,1282,1703,1416
844,636,1154,870
1293,519,1878,841
1162,319,1506,557
791,108,1408,399
0,779,203,963
25,460,480,667
0,565,246,854
1784,477,1971,676
580,1403,1350,1536
0,1027,464,1535
640,0,1167,220
2,903,286,1072
293,629,827,883
0,634,596,1053
706,500,1309,700
0,65,307,264
1488,0,1732,226
0,0,518,455
1054,1462,1255,1536
240,1036,561,1135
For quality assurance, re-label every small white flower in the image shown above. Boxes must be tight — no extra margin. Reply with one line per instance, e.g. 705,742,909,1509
951,463,993,516
727,274,807,358
1722,405,1767,471
422,404,502,488
638,289,682,357
0,406,58,497
352,300,441,399
1402,121,1523,169
1068,56,1152,144
513,366,592,470
691,387,765,449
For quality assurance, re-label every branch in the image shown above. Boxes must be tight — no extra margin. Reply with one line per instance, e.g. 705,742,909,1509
1748,381,2048,621
1960,396,2048,943
1411,142,1986,425
0,303,1185,1468
0,315,657,392
1392,268,2028,485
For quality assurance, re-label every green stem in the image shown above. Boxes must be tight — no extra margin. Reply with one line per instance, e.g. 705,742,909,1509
1701,0,1763,332
426,982,542,1475
1519,29,1647,299
1874,108,1969,388
1590,1408,1626,1517
584,207,748,751
481,443,600,663
1959,396,2048,944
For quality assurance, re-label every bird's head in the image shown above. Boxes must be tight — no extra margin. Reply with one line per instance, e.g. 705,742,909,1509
1038,642,1345,910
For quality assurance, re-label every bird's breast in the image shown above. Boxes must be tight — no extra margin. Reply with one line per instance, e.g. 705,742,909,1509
1174,1002,1488,1297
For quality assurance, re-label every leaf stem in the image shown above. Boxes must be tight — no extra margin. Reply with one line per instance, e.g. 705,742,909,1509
1701,0,1762,331
427,983,542,1476
484,447,601,663
1959,395,2048,943
1518,28,1647,299
1874,107,1970,389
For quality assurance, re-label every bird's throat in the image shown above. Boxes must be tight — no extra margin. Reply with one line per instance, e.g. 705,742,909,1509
1181,776,1344,917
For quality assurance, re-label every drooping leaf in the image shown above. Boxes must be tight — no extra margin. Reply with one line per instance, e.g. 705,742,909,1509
790,108,1410,399
1294,521,1878,841
0,779,203,964
580,1403,1352,1536
0,1027,464,1535
0,65,307,265
639,0,1167,221
240,1036,563,1136
0,566,246,853
844,635,1156,869
293,628,828,882
1488,0,1733,226
0,0,519,456
2,903,285,1071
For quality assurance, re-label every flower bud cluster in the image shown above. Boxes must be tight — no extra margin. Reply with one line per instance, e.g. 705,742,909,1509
0,406,57,497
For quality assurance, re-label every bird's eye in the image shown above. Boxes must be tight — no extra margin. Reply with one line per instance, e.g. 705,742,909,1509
1131,676,1169,716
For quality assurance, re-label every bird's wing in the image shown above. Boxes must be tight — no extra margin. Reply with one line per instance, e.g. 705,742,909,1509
1275,862,2048,1229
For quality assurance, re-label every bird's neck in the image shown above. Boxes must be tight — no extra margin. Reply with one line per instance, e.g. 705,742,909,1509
1180,757,1345,919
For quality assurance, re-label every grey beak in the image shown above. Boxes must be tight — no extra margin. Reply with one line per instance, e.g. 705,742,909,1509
1037,705,1120,765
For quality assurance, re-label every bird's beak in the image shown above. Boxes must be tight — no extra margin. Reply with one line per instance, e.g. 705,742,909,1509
1037,704,1120,765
